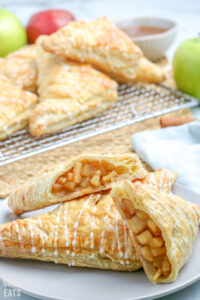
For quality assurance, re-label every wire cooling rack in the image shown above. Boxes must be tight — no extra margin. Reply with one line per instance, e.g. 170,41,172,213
0,83,198,166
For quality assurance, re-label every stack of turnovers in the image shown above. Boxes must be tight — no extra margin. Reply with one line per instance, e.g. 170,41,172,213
2,153,197,284
0,17,164,139
29,38,118,137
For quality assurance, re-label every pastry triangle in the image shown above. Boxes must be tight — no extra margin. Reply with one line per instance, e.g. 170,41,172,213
0,74,38,140
0,192,141,271
8,154,146,215
41,17,164,84
0,45,38,93
112,181,200,283
29,38,118,136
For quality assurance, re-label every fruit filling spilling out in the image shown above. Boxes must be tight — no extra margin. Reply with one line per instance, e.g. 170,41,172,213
121,199,171,281
52,159,129,197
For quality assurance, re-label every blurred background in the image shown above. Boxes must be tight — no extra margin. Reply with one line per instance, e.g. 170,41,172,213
0,0,199,60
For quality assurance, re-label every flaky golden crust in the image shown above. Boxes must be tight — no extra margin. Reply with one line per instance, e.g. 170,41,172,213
0,45,38,93
8,153,146,215
1,192,141,271
41,17,164,84
136,169,178,193
135,57,165,84
29,39,118,136
112,181,200,283
0,74,38,140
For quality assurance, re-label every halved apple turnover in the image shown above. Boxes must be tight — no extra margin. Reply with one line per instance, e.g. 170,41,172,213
112,181,200,283
8,154,146,215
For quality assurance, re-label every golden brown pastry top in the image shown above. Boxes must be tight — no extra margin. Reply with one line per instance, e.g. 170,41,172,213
41,17,164,84
0,45,38,93
0,74,38,139
36,37,118,103
136,168,178,193
0,191,140,271
41,17,142,58
0,74,38,114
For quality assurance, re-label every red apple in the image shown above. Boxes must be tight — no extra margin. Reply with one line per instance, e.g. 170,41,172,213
26,9,75,44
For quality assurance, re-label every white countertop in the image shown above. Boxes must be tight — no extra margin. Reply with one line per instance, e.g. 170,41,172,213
0,0,199,299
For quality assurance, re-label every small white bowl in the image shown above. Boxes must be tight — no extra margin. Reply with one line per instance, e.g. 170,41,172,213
116,17,177,61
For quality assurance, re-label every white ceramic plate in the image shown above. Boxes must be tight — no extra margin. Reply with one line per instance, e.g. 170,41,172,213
0,183,200,300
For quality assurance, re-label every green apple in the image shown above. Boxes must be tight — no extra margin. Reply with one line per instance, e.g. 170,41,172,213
0,8,27,57
173,38,200,100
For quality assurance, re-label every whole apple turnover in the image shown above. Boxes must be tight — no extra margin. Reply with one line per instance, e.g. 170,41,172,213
29,38,118,136
0,45,38,93
112,181,200,283
8,154,146,215
0,192,141,271
0,74,38,140
41,17,164,84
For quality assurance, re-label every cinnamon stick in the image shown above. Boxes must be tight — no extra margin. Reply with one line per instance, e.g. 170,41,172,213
160,116,196,128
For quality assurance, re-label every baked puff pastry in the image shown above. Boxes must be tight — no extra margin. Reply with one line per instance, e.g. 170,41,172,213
0,192,141,271
112,181,200,283
0,74,38,140
41,17,164,84
29,39,118,136
0,45,38,93
137,169,178,194
8,154,146,215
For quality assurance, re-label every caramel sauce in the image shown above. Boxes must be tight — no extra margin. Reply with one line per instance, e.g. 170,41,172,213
122,26,167,37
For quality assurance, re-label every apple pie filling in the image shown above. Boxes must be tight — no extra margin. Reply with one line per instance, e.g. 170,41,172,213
52,159,129,197
121,200,171,281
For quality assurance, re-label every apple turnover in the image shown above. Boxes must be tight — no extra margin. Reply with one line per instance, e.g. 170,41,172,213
0,45,38,93
112,181,200,283
0,192,141,271
8,154,146,215
0,74,38,140
29,39,118,136
41,17,164,84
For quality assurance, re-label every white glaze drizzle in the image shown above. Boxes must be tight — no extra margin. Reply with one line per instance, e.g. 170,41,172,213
38,216,45,254
72,195,92,257
123,221,129,260
14,221,21,241
99,231,105,254
90,194,102,258
29,222,36,254
149,173,157,189
64,203,69,247
54,205,62,263
90,219,94,250
99,199,111,255
150,191,198,261
159,170,166,191
115,213,123,260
